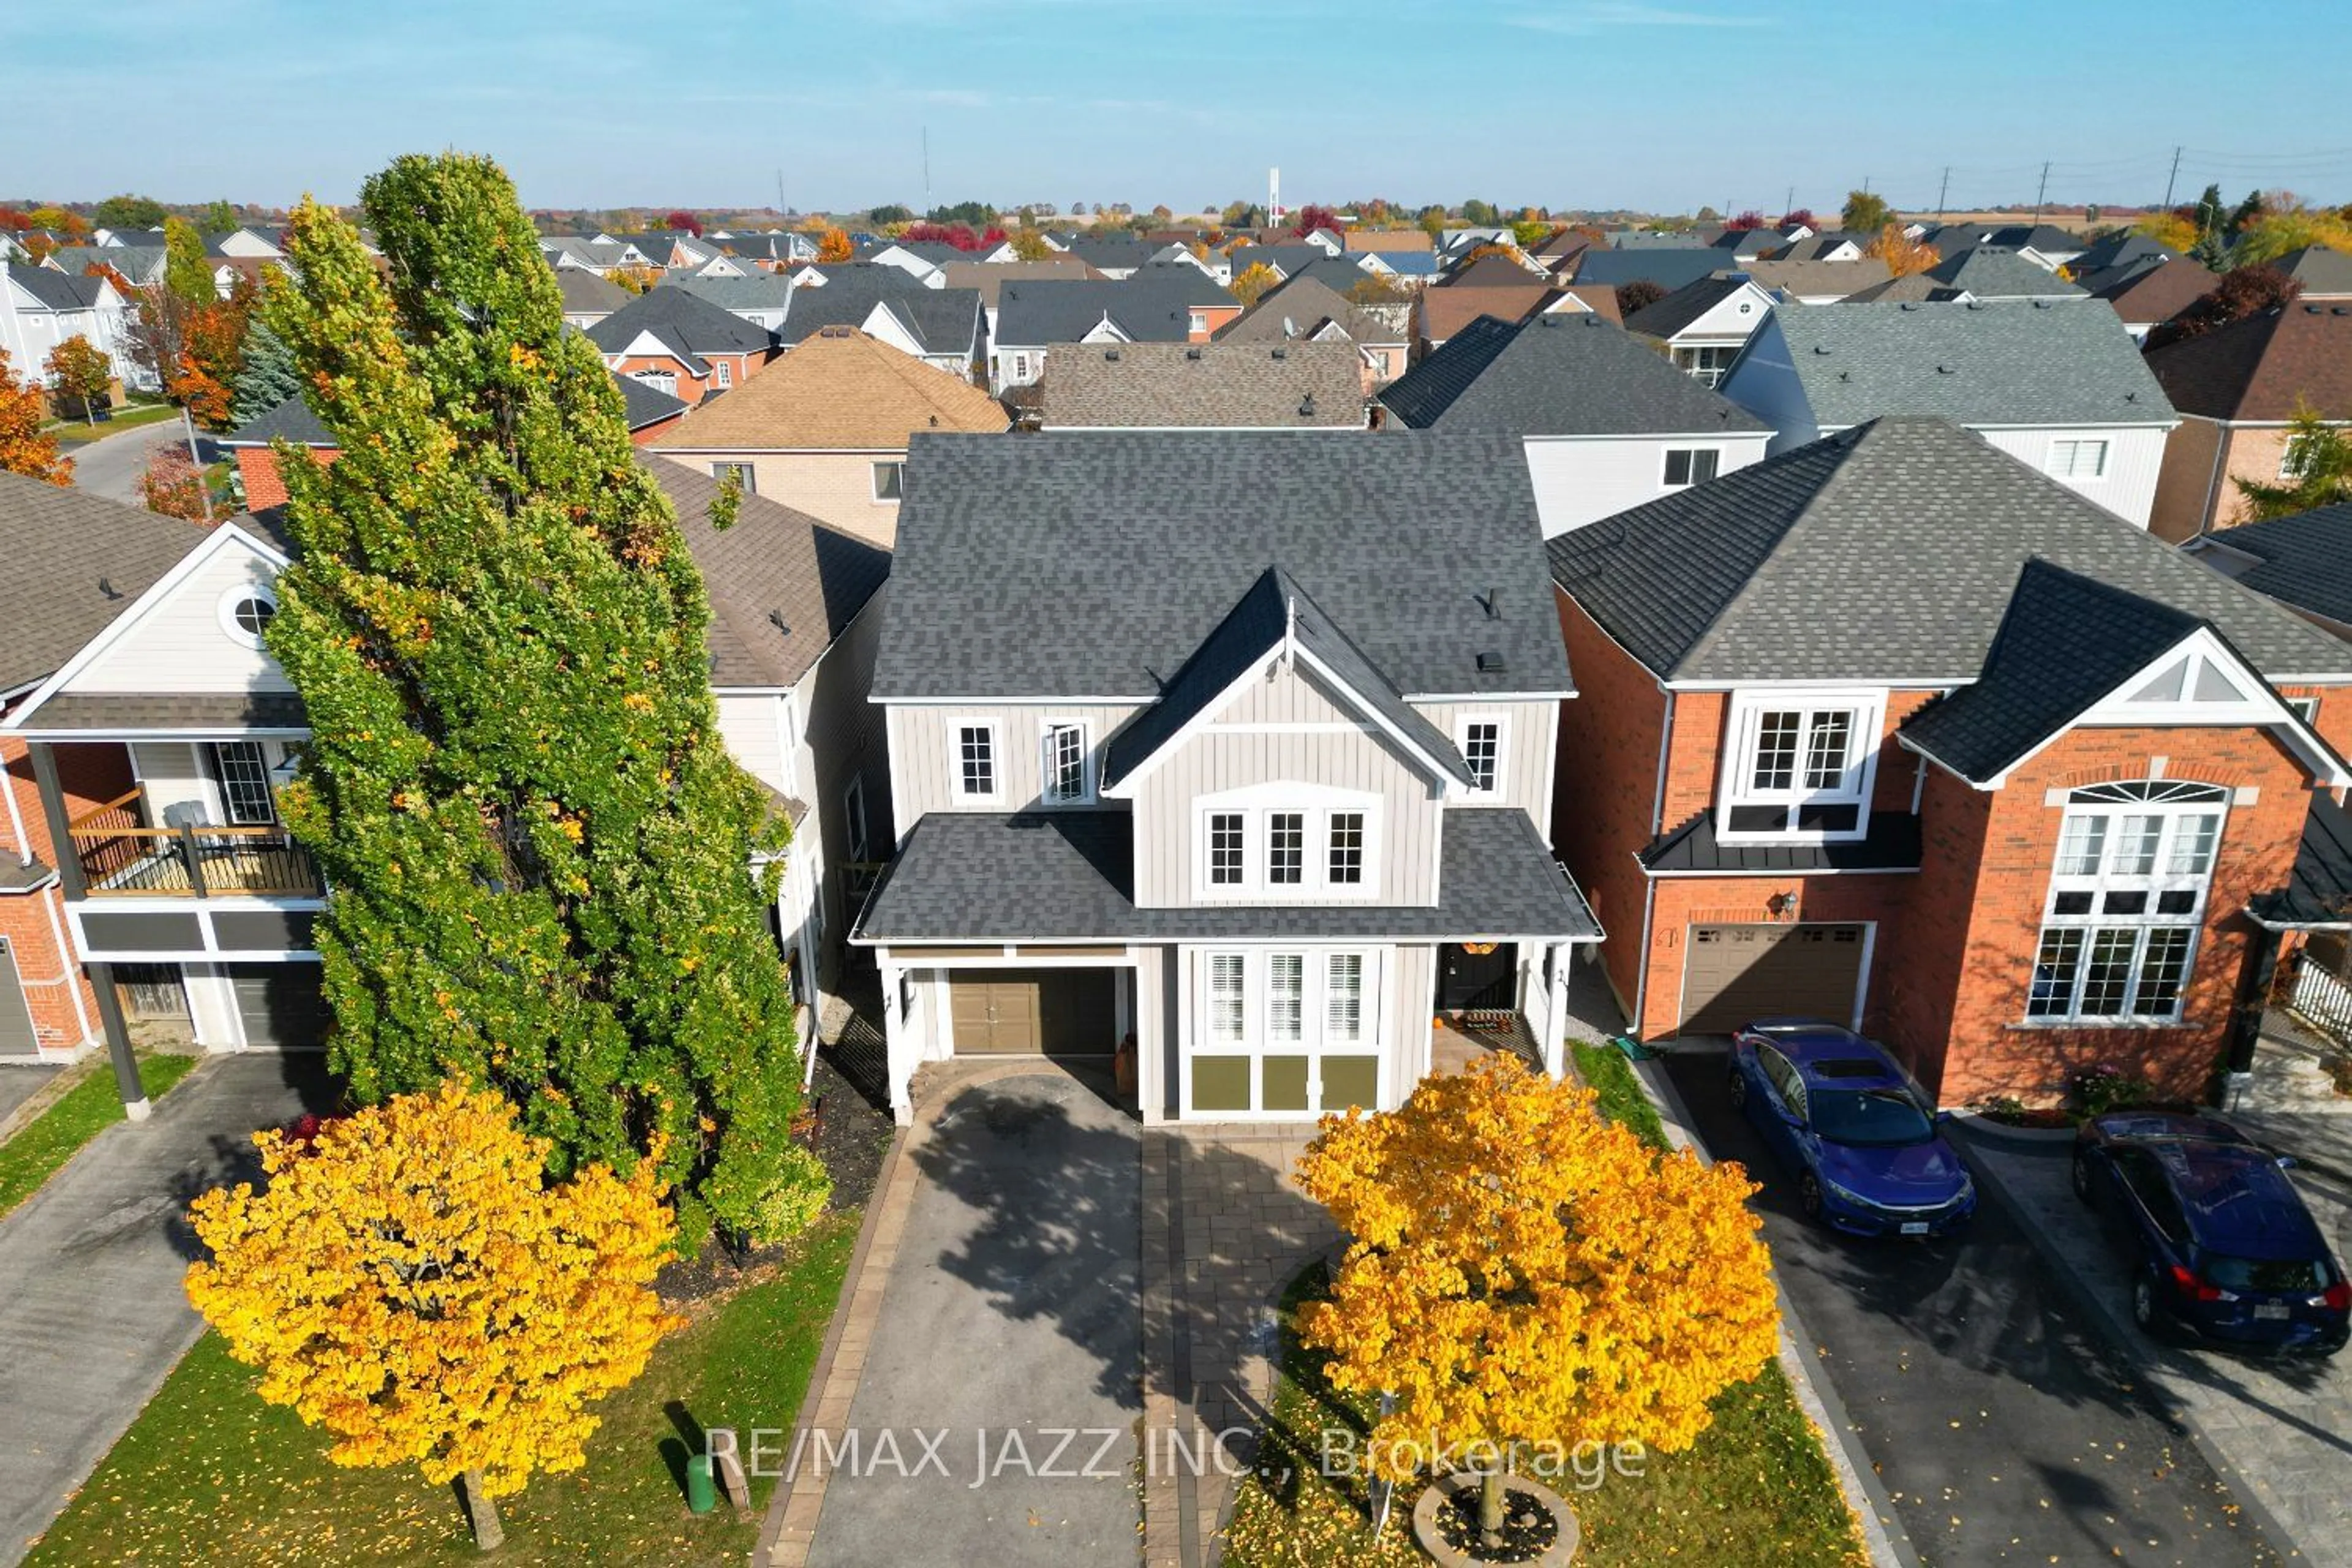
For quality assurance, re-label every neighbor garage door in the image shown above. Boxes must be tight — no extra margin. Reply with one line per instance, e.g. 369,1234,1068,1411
227,963,331,1049
0,939,38,1060
950,969,1117,1056
1679,924,1867,1034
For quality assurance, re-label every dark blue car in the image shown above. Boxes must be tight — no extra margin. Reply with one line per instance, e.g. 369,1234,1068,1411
2073,1111,2349,1357
1727,1020,1975,1237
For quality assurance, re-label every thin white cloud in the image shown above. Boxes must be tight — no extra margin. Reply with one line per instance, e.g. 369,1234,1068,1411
1509,4,1772,34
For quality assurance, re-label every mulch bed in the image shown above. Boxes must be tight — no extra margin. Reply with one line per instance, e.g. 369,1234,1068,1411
1430,1484,1561,1564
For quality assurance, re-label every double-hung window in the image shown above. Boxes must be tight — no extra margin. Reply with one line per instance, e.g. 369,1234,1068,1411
1721,692,1880,840
1207,812,1247,886
211,741,276,826
2027,780,2225,1023
1267,812,1305,886
1196,788,1378,898
1455,717,1506,796
872,461,905,502
1040,721,1091,805
952,723,998,800
711,461,756,493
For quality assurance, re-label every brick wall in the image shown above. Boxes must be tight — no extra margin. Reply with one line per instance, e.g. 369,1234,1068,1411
1551,587,1664,1024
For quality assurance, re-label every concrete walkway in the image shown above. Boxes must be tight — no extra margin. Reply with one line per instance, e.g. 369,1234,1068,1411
793,1069,1141,1568
0,1052,336,1566
1962,1123,2352,1562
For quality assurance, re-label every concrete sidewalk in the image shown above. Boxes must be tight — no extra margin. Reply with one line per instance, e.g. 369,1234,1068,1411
1961,1123,2352,1562
0,1052,336,1566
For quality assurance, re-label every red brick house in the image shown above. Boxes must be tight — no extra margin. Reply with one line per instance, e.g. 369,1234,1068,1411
1548,415,2352,1106
586,285,778,405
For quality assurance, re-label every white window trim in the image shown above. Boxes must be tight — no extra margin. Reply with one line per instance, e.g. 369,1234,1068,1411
2026,783,2228,1025
1453,712,1509,797
1662,445,1723,489
714,359,733,388
1182,946,1388,1118
1716,688,1885,844
872,459,905,503
216,585,279,650
1192,784,1382,901
1038,718,1095,806
841,774,869,862
2046,436,2110,482
948,720,1002,802
711,461,756,494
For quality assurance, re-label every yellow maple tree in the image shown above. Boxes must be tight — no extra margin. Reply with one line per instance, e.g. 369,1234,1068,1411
186,1080,680,1549
816,225,854,264
1230,261,1281,308
1865,222,1939,279
1297,1056,1779,1544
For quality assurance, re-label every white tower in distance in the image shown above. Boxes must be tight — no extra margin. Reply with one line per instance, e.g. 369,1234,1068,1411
1268,167,1283,225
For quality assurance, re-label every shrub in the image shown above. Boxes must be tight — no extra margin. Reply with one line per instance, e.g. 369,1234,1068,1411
2070,1063,2152,1116
746,1144,832,1245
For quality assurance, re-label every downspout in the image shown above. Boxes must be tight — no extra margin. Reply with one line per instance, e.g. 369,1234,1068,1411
2197,417,2229,538
40,888,94,1047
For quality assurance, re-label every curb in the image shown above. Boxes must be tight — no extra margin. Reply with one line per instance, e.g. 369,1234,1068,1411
1940,1107,2075,1145
1630,1054,1919,1568
1947,1126,2310,1564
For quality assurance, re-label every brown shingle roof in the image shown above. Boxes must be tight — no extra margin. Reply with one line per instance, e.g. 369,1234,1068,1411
1039,342,1365,429
1215,276,1402,348
0,474,206,693
1735,257,1893,298
2145,303,2352,421
1416,284,1618,345
646,329,1006,450
2089,257,2219,325
1343,229,1434,254
940,257,1103,308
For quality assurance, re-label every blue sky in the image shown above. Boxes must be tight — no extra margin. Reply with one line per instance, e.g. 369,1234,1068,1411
7,1,2349,216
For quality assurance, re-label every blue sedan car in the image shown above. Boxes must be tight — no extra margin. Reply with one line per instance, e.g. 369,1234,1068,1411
1727,1020,1975,1237
2073,1111,2349,1357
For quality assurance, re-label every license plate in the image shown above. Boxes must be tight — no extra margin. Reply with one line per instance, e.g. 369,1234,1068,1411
1899,1221,1930,1235
2254,1303,2291,1321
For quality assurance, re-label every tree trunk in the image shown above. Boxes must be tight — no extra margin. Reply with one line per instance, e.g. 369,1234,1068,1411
460,1468,505,1551
1479,1465,1506,1550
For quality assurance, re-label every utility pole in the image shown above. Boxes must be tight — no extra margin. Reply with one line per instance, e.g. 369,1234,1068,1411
921,127,931,213
2161,145,2183,212
2032,159,2051,224
1936,166,1950,224
774,168,786,221
1784,184,1795,222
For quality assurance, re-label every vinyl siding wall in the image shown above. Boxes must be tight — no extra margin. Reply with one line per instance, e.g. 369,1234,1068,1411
886,701,1144,830
654,450,910,549
1411,699,1558,826
1523,433,1771,537
71,549,293,695
1973,424,2170,529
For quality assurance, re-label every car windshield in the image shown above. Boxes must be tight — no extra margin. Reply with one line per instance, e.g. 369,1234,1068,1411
1808,1087,1935,1147
2202,1254,2329,1294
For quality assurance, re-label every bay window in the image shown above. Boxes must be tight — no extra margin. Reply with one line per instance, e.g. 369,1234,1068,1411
2026,780,2224,1023
1186,946,1384,1116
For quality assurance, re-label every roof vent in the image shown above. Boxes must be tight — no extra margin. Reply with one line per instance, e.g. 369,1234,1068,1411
1104,347,1120,361
1936,363,1954,374
929,413,940,426
1812,344,1832,353
767,610,791,636
1186,346,1203,360
1476,650,1508,674
1483,588,1502,620
1271,346,1287,360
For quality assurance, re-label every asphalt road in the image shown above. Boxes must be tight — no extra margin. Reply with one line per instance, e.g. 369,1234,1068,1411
65,418,192,505
1662,1049,2281,1567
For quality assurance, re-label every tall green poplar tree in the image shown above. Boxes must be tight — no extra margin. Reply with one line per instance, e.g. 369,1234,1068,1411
262,153,812,1245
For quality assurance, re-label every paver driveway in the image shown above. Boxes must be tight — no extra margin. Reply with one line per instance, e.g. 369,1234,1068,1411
804,1072,1142,1568
0,1052,337,1566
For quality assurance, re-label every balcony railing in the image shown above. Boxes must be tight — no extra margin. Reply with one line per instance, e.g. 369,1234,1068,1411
66,789,322,899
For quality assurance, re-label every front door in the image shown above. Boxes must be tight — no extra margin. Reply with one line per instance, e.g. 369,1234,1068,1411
1438,942,1517,1011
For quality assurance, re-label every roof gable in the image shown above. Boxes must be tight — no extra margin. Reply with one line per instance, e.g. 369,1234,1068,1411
2145,304,2352,421
1379,312,1768,437
647,328,1006,451
0,475,211,693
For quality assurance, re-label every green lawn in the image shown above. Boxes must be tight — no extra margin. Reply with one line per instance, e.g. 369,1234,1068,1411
28,1210,859,1566
1223,1043,1866,1567
0,1054,202,1219
50,402,184,443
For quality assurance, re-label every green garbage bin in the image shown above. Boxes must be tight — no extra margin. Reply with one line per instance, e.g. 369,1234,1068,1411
686,1452,717,1514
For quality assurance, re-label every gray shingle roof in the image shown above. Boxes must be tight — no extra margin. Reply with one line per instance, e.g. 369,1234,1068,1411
587,287,774,368
226,372,686,450
648,461,891,690
1896,561,2207,783
2203,503,2352,628
18,692,310,731
0,474,206,692
2276,246,2352,296
1544,415,2352,684
854,807,1599,943
555,269,631,315
1926,247,2084,299
673,271,799,314
1570,249,1726,293
1621,275,1754,339
993,273,1235,348
1096,567,1471,790
1215,276,1398,347
1378,313,1766,437
9,268,110,311
779,269,982,356
1741,300,2173,429
875,431,1572,701
1041,341,1363,429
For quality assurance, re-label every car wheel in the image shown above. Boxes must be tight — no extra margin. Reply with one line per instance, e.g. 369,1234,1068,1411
1727,1065,1748,1110
2132,1276,2158,1333
2071,1152,2094,1204
1800,1173,1823,1221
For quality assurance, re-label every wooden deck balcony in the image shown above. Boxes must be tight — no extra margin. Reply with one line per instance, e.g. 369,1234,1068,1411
66,789,322,899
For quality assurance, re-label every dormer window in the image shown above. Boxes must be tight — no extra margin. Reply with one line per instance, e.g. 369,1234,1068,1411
1719,690,1883,841
952,723,998,800
1455,716,1506,796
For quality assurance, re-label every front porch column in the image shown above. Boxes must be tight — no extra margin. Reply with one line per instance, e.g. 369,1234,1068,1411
26,742,85,899
85,962,149,1121
1543,944,1571,1081
879,962,917,1125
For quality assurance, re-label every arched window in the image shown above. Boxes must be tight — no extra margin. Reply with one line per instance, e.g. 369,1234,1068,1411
2027,780,2228,1023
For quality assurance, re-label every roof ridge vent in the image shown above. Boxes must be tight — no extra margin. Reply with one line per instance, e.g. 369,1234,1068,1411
1186,346,1203,359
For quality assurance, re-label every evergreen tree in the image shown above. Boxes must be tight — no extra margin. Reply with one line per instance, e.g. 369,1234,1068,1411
262,153,813,1246
230,315,303,426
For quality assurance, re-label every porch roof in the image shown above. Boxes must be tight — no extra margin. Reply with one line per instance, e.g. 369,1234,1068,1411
855,808,1600,946
1640,810,1923,875
7,692,309,736
2250,793,2352,932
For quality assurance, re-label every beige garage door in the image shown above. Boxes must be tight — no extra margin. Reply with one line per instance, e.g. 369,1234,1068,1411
950,969,1117,1055
1680,924,1866,1035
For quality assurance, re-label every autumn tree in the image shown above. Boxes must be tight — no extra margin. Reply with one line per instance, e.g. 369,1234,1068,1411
187,1082,678,1550
1229,262,1281,308
1724,208,1767,232
0,351,72,486
815,225,854,264
163,216,213,304
2148,263,2302,349
25,205,88,239
1866,222,1939,278
1007,227,1053,262
2234,402,2352,521
199,198,239,234
261,153,818,1245
1512,219,1557,250
43,336,113,424
1613,278,1669,316
93,194,167,230
1298,1058,1779,1547
139,442,209,521
2134,209,2199,253
2233,199,2352,265
1841,189,1891,235
1291,203,1343,239
663,209,703,236
1781,206,1818,230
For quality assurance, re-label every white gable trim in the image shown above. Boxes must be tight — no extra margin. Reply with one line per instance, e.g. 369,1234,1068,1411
2,523,291,731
